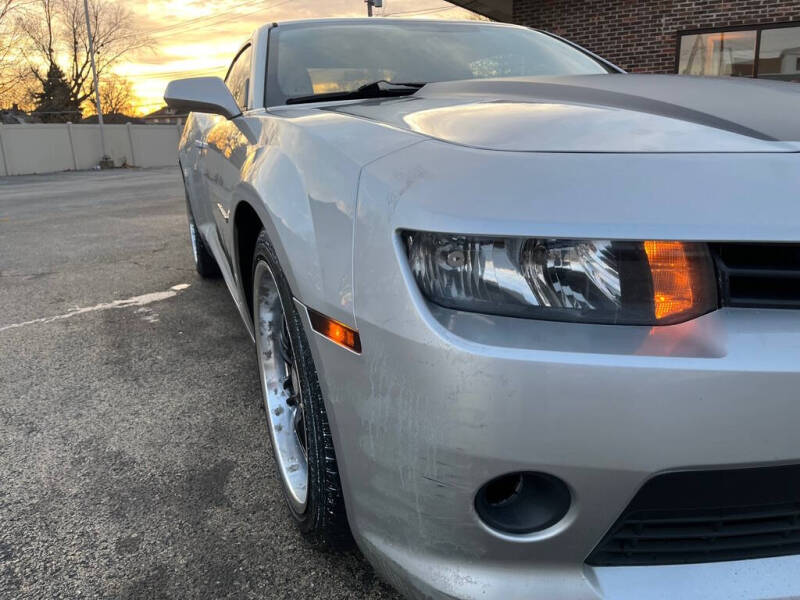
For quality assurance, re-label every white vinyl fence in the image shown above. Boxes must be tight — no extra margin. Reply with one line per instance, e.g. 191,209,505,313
0,123,182,176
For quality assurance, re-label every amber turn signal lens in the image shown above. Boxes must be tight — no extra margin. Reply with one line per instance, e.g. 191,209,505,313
644,240,714,323
307,308,362,353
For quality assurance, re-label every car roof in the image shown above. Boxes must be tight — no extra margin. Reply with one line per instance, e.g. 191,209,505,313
252,17,525,42
267,17,522,29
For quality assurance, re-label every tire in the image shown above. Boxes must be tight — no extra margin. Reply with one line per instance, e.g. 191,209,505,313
251,230,352,549
185,195,221,279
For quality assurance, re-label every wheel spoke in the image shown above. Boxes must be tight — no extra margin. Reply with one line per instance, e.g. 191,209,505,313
293,404,308,459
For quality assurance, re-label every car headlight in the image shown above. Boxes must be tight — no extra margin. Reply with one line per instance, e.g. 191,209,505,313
403,232,717,325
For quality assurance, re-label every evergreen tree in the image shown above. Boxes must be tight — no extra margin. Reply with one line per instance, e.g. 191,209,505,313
33,63,81,123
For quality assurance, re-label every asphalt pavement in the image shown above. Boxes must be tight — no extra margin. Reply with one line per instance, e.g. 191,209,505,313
0,167,401,599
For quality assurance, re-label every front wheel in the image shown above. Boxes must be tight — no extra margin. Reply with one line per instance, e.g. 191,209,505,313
251,230,352,548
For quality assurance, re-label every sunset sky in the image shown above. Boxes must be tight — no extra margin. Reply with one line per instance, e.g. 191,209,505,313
116,1,480,114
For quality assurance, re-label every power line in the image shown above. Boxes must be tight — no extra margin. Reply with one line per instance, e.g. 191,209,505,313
139,0,269,36
118,0,292,42
115,0,273,41
148,3,279,39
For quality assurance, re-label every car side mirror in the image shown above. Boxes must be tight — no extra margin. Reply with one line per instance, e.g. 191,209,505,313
164,77,241,119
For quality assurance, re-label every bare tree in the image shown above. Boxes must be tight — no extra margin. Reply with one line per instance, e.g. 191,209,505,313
0,0,15,25
0,0,23,102
16,0,149,111
97,73,135,116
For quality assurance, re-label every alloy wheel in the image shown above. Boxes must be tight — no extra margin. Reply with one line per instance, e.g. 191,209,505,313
253,261,309,513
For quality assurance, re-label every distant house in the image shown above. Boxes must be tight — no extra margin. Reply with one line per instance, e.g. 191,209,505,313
143,106,187,125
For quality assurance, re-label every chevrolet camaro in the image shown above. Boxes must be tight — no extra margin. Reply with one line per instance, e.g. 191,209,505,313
164,18,800,600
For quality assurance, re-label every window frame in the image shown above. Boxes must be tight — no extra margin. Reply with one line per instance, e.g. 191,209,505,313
225,42,253,111
675,21,800,78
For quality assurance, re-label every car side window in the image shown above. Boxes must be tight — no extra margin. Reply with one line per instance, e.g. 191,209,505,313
225,44,252,110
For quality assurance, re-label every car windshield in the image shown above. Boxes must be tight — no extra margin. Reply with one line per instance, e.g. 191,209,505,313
267,21,611,105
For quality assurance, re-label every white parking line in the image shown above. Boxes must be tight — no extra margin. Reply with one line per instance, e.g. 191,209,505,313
0,283,191,333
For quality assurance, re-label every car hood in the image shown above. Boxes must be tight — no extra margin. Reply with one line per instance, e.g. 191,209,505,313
327,74,800,153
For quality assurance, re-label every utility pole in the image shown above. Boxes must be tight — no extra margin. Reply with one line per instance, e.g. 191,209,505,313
83,0,112,168
366,0,382,17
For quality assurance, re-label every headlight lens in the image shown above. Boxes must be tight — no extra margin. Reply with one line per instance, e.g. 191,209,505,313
403,232,717,325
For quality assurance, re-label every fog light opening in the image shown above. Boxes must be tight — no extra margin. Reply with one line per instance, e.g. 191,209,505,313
484,472,524,507
475,471,571,535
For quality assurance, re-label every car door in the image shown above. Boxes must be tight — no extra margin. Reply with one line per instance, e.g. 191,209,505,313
205,43,253,269
182,112,218,234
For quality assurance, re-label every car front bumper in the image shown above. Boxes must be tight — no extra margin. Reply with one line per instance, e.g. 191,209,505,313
301,291,800,600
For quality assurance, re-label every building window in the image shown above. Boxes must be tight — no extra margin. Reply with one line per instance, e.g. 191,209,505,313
678,31,756,77
758,26,800,81
678,23,800,82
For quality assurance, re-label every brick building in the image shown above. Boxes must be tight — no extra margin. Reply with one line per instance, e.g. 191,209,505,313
452,1,800,81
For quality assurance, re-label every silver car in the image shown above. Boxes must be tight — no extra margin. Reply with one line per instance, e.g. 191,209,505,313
165,18,800,600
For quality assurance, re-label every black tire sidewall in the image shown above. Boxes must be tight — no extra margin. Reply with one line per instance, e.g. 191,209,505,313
251,230,351,548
